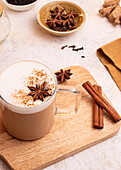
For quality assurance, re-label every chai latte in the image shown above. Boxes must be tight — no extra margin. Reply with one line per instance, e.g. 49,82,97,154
0,61,56,140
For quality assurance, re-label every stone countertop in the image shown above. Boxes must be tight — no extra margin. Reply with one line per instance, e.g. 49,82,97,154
0,0,121,169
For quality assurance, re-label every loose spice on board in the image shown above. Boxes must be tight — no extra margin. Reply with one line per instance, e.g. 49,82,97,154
82,81,121,123
93,85,104,129
55,69,73,83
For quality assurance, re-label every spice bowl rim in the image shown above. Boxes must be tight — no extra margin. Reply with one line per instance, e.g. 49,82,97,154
1,0,38,11
37,1,86,36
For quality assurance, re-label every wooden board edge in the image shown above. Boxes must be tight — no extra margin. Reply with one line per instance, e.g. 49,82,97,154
56,65,90,75
34,127,120,170
0,155,13,170
0,65,120,170
0,126,120,170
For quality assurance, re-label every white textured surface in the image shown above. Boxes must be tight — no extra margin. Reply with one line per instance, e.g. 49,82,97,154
0,0,121,169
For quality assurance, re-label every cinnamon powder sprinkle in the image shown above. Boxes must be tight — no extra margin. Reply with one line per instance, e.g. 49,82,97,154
12,89,33,106
11,69,55,107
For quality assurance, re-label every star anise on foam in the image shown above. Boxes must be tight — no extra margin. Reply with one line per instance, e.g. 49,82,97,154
55,69,73,83
27,81,51,101
50,7,65,20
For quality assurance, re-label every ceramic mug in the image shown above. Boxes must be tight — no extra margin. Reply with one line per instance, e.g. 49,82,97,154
0,61,79,140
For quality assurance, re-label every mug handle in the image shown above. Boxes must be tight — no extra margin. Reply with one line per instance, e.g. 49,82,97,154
56,85,80,115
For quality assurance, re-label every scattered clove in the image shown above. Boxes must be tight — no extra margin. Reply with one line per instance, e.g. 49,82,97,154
68,45,76,49
72,47,84,51
61,45,84,53
75,47,84,51
61,45,68,50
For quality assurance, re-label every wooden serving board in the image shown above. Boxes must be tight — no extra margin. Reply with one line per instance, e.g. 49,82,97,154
0,66,120,170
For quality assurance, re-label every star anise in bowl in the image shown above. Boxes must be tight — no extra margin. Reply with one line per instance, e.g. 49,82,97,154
46,7,79,32
55,69,73,83
27,81,51,101
50,7,65,20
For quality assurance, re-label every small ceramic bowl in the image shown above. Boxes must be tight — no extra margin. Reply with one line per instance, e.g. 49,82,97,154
1,0,38,11
37,1,85,36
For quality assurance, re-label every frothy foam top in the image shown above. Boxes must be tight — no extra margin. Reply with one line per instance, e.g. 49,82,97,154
0,61,56,107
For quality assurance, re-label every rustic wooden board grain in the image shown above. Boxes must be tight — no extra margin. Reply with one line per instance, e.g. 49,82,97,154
0,66,120,170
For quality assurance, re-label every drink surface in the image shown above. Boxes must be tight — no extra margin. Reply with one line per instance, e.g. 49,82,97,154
0,61,55,107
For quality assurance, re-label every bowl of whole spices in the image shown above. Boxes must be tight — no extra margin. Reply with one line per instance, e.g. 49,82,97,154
2,0,38,11
37,1,85,36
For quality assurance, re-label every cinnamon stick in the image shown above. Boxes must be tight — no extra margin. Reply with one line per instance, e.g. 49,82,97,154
98,86,104,128
93,85,104,129
82,81,121,122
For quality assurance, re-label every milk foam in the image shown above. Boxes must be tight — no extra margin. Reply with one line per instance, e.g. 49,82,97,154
0,61,56,107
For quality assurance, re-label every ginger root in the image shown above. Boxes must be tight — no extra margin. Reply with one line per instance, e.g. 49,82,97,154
103,0,119,7
108,5,121,24
99,0,121,25
99,6,115,17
